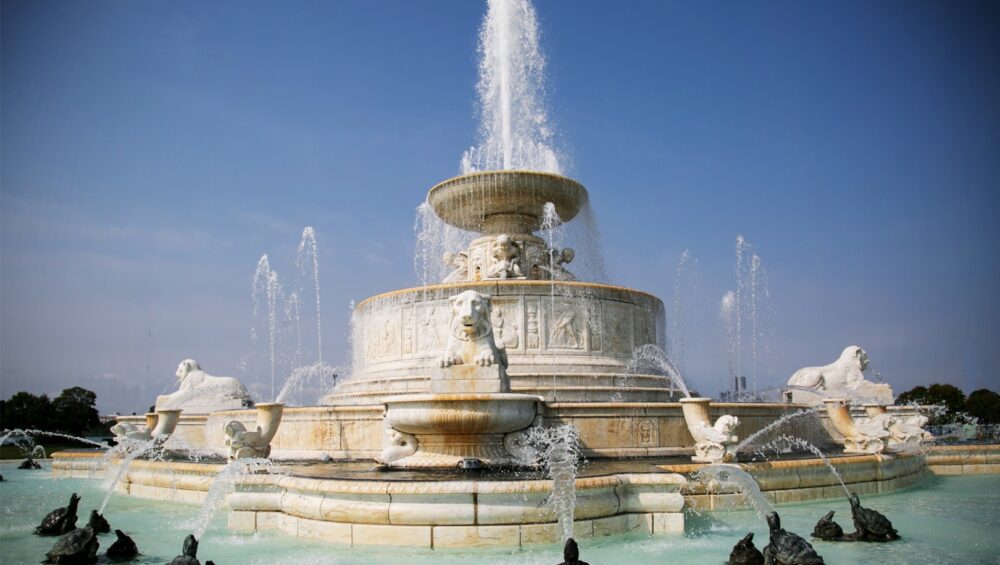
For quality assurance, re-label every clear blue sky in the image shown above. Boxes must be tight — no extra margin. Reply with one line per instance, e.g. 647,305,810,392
2,0,998,413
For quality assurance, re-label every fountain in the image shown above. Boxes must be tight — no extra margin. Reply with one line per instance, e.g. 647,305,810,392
22,0,995,561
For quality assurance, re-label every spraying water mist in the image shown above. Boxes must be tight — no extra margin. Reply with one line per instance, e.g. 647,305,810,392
461,0,561,174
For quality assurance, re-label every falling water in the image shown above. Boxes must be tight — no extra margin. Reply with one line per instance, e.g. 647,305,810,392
693,465,773,521
99,439,160,514
461,0,561,174
0,429,107,449
284,291,302,369
756,435,850,497
296,226,323,363
731,408,819,457
670,250,700,375
723,236,773,399
520,425,581,543
252,255,283,399
413,202,475,285
275,362,338,405
191,458,281,539
622,344,691,399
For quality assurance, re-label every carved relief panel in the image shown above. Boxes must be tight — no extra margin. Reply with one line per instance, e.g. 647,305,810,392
490,299,522,351
546,301,586,350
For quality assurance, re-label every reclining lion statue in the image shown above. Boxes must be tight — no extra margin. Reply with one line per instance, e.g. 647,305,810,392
155,359,252,414
786,346,893,404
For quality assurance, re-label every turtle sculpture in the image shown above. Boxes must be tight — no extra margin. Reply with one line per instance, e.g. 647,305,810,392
811,511,846,541
849,493,899,541
762,512,825,565
169,534,203,565
44,526,99,564
86,510,110,534
20,456,42,469
557,538,590,565
36,493,81,536
728,532,764,565
106,530,139,562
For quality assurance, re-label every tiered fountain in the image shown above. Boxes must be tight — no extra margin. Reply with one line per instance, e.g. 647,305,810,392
41,0,965,556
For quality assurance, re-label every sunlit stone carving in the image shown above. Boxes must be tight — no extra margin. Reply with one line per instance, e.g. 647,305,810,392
823,398,887,454
377,429,419,465
155,359,253,414
224,402,284,460
680,397,739,463
786,346,893,404
110,409,182,443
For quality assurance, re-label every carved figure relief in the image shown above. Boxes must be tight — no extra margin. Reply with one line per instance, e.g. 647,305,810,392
491,305,520,350
419,306,445,352
549,306,583,349
546,247,577,281
637,420,657,446
526,301,540,349
487,234,524,279
402,308,415,355
378,318,398,358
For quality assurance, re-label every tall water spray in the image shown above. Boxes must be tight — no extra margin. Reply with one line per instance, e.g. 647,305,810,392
297,226,323,363
252,255,282,399
461,0,561,174
720,235,773,399
670,249,699,375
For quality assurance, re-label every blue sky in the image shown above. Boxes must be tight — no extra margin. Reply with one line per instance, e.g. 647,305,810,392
2,0,998,413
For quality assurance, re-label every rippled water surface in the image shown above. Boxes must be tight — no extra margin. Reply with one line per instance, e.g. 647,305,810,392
1,461,997,564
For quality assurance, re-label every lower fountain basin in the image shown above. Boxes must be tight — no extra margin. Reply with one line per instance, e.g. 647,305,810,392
382,393,542,468
384,393,541,435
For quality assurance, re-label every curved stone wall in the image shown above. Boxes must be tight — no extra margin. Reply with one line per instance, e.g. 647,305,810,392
327,280,672,404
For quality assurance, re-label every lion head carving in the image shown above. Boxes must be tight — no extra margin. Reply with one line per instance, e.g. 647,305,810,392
449,290,493,341
839,346,869,372
175,359,201,382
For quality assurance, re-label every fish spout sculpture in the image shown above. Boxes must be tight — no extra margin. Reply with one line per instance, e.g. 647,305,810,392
849,493,899,541
680,397,739,463
224,402,285,460
728,532,765,565
762,512,825,565
36,493,81,536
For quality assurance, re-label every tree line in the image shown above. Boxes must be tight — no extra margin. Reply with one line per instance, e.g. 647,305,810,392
0,387,103,437
895,384,1000,425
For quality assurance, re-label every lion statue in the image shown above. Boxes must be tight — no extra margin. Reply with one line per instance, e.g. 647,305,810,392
785,346,894,404
437,290,508,369
788,346,868,390
155,359,253,414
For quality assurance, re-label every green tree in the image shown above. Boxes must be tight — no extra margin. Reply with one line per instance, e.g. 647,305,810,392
52,387,100,436
965,389,1000,424
895,383,968,424
1,392,54,431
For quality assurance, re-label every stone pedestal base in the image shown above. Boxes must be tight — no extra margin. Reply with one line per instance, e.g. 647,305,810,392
430,364,509,394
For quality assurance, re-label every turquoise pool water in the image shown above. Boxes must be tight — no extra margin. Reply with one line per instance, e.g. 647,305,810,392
1,462,997,564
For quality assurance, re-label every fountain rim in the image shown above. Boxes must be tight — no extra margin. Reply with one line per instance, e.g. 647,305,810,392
426,169,589,233
354,280,663,310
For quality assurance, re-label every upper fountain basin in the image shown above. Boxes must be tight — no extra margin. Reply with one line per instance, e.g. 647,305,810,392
427,170,588,234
